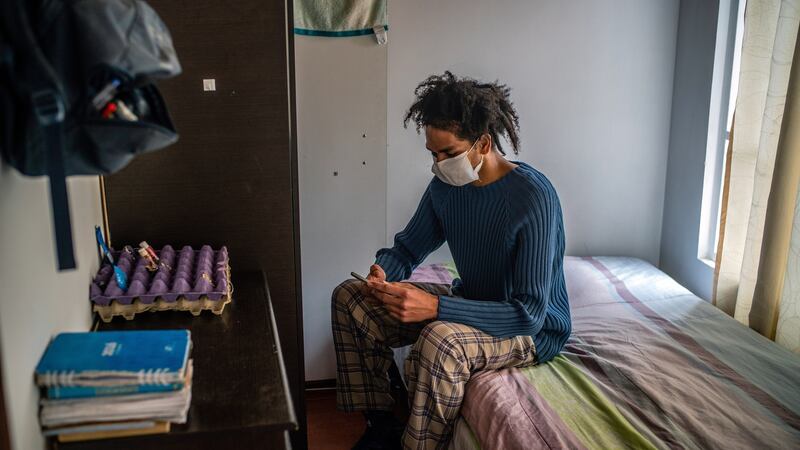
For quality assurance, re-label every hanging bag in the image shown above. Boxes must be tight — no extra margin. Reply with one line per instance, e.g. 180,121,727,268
0,0,181,270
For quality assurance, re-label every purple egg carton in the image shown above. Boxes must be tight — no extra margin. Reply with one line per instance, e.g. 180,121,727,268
90,245,230,307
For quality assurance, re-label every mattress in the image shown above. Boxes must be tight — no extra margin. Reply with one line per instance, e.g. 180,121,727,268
408,257,800,450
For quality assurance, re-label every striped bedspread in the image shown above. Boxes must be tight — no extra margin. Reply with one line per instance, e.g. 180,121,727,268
410,257,800,450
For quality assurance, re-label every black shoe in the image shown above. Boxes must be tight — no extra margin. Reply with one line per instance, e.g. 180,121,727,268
351,412,404,450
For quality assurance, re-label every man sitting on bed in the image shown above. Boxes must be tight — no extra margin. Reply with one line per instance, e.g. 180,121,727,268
332,71,571,450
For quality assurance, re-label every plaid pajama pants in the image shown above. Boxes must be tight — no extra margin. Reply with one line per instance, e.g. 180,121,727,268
332,279,538,450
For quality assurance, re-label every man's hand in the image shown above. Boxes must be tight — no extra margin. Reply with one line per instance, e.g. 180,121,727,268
367,264,385,282
359,264,386,296
367,280,439,323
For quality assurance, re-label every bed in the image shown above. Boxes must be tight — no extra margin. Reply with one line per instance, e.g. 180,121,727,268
400,256,800,450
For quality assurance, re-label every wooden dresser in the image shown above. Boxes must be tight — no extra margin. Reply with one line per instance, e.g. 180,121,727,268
52,271,297,450
101,0,306,446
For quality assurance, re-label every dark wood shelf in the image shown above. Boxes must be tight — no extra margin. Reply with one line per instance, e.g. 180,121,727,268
99,0,306,445
52,271,296,449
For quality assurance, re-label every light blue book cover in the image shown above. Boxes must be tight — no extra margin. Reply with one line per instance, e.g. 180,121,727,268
35,330,191,387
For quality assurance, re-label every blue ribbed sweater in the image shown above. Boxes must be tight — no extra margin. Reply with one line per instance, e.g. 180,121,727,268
375,162,571,363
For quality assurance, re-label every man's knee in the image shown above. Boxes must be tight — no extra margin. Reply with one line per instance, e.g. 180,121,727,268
331,278,363,310
407,321,468,385
415,321,465,359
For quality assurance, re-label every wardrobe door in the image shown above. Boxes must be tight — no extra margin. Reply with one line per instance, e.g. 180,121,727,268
102,0,305,446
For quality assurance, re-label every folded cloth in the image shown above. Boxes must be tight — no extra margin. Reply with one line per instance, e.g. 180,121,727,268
294,0,387,37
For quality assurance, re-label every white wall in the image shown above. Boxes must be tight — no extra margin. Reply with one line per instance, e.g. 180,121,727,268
387,0,680,264
0,166,102,450
295,35,388,381
660,0,722,301
297,1,682,381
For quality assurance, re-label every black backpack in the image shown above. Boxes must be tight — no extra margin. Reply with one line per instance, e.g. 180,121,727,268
0,0,181,270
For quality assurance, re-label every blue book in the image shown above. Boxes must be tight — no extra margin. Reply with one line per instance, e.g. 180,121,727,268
35,330,191,387
46,381,185,399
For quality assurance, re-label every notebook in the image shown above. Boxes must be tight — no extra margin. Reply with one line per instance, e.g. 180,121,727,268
46,380,185,399
35,330,191,387
39,361,193,427
44,419,158,437
56,421,170,442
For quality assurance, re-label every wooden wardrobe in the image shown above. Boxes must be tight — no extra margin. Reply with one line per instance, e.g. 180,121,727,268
102,0,305,447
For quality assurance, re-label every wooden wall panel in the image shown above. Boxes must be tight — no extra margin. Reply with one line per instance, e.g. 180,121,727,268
103,0,305,447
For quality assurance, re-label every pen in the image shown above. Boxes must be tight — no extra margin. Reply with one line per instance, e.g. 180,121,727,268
91,79,121,110
94,226,128,290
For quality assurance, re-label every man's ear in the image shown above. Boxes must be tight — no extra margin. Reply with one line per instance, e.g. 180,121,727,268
479,134,493,155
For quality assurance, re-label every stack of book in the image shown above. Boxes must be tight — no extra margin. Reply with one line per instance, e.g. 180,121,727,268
35,330,193,443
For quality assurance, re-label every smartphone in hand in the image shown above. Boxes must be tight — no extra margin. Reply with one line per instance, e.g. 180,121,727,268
351,272,369,283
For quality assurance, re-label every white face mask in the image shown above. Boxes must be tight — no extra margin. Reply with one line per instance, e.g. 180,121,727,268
431,140,484,186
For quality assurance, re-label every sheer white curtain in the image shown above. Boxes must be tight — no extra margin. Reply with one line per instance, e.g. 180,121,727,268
776,167,800,352
714,0,800,351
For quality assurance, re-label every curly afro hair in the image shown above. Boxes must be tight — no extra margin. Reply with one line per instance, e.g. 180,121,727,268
403,71,521,155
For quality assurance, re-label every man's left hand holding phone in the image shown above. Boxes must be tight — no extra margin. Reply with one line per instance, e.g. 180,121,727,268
352,264,386,292
352,265,439,323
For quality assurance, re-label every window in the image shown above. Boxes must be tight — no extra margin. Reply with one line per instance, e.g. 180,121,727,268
698,0,746,266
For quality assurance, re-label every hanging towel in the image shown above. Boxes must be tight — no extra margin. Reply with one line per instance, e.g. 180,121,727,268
294,0,387,37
